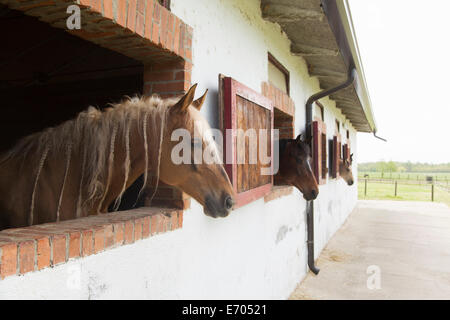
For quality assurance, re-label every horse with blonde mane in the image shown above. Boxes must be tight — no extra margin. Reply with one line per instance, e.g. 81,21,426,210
0,84,235,230
339,154,354,185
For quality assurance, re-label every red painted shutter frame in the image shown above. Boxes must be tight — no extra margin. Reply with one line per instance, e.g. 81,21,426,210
312,121,320,183
222,76,274,208
331,134,341,178
321,124,327,182
337,134,341,178
312,120,327,185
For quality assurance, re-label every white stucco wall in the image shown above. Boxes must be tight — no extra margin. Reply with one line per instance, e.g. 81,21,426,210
0,0,358,299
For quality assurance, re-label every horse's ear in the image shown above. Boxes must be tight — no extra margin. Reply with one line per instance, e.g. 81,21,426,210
192,89,208,110
295,134,302,144
350,153,353,163
173,83,198,113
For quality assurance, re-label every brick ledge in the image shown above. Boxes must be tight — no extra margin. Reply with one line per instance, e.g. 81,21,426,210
0,207,182,280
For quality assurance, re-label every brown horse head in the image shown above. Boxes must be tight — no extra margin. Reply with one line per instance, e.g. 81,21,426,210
276,134,319,200
0,85,235,229
339,153,354,186
159,84,235,218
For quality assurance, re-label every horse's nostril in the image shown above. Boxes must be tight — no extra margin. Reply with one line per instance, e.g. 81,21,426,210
311,190,317,198
224,196,234,210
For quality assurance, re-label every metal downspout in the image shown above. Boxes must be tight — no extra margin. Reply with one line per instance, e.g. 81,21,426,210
305,68,357,275
373,132,387,142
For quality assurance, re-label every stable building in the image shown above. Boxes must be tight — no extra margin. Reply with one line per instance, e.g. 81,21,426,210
0,0,376,299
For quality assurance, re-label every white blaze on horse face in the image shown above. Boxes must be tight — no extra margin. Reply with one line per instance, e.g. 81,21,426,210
204,128,224,165
170,104,223,166
306,156,313,174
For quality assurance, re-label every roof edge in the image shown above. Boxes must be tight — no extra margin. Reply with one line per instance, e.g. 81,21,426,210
332,0,377,133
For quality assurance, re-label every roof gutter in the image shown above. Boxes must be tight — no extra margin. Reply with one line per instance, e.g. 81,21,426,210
373,132,387,142
325,1,387,141
321,0,377,133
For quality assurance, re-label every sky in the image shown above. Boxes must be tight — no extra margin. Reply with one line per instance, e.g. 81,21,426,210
348,0,450,164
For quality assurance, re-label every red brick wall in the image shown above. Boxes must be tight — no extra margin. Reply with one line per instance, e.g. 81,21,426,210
0,208,182,279
262,82,295,139
144,60,192,98
3,0,193,65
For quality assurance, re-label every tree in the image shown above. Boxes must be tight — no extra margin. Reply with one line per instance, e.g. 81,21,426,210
387,161,398,173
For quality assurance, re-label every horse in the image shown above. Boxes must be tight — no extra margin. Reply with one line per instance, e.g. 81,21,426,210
0,84,235,230
339,154,354,185
274,135,319,200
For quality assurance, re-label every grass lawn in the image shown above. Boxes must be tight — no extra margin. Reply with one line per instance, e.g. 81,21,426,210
358,180,450,207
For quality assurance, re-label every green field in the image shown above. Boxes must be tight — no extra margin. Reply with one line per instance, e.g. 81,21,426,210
358,180,450,206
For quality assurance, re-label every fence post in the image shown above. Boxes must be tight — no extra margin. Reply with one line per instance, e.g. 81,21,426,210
395,181,397,197
431,183,434,202
365,178,367,197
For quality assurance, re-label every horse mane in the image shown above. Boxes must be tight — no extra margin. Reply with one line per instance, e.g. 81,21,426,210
0,94,176,223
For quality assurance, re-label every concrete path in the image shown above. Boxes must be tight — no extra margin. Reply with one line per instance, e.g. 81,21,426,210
290,200,450,300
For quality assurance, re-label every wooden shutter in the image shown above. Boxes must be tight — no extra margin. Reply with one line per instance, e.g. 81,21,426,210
312,120,327,185
331,134,341,178
220,76,274,208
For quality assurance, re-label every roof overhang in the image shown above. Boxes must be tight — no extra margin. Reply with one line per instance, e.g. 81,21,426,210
261,0,377,133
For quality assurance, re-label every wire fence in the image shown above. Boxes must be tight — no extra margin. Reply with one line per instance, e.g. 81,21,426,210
359,172,450,183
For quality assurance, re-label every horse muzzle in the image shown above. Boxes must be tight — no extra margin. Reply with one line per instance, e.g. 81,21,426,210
303,189,318,201
204,193,234,218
